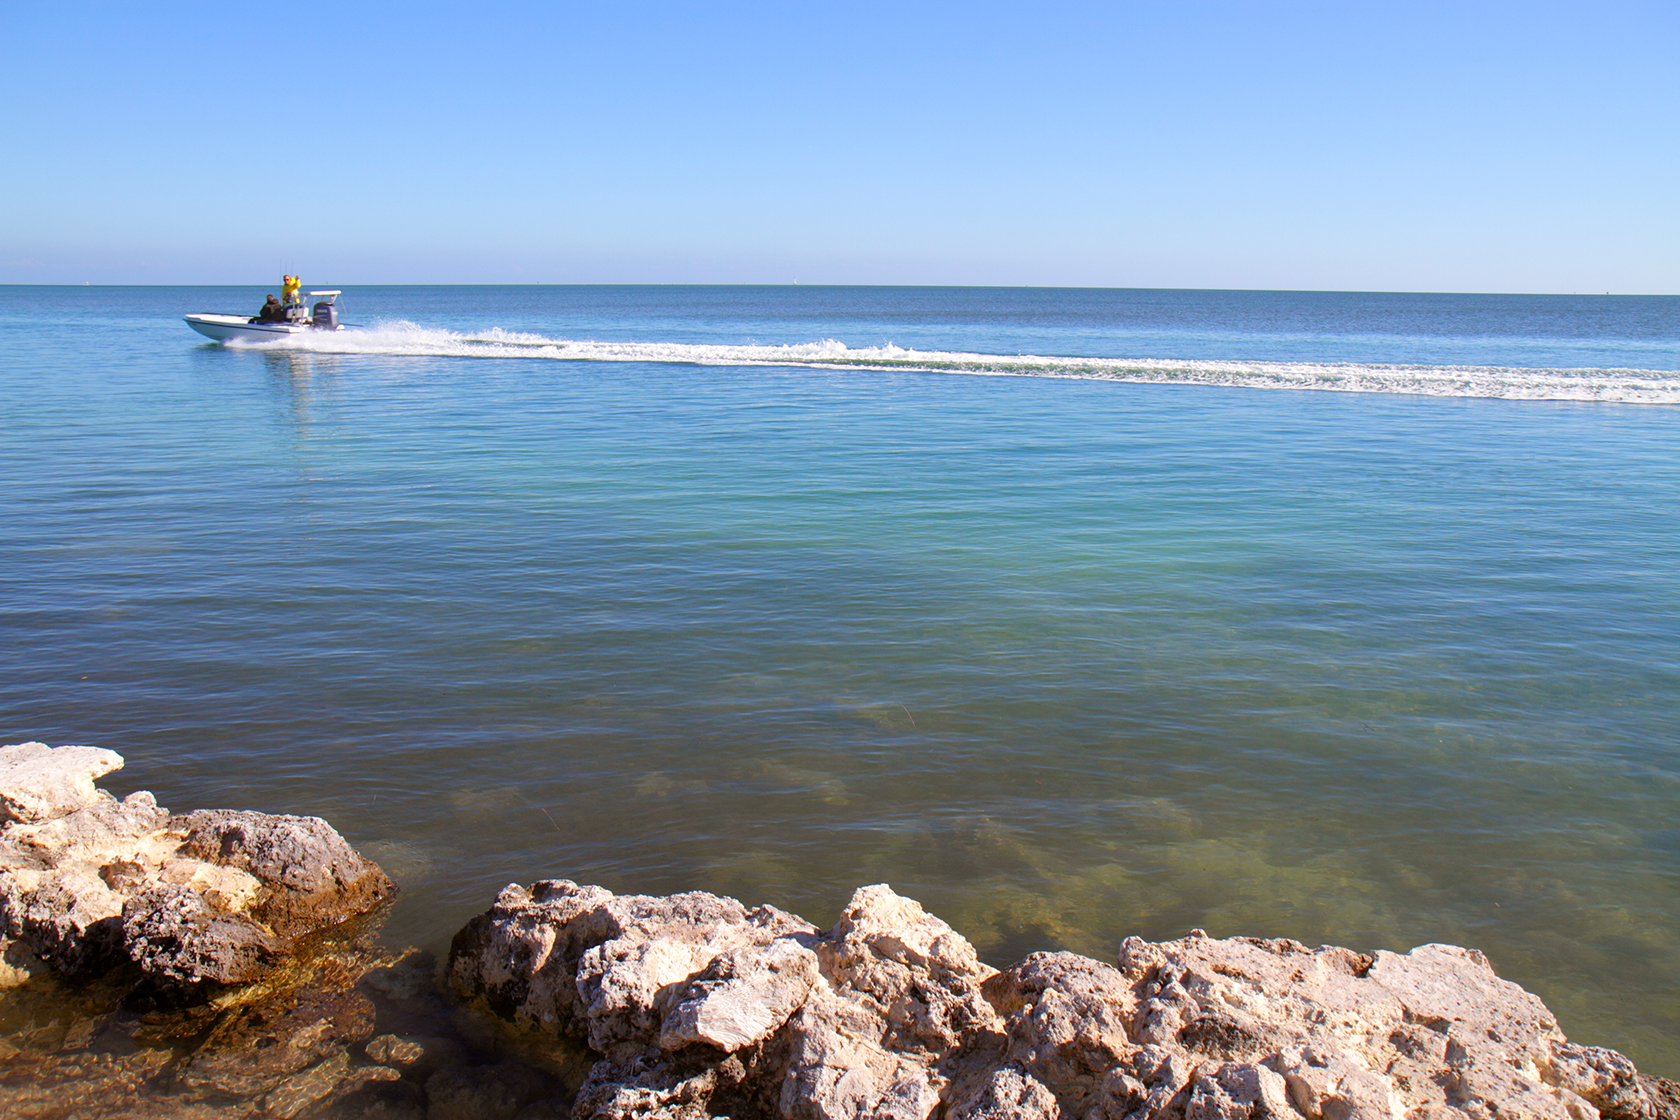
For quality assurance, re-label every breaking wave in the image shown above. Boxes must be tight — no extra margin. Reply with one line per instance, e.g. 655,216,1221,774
229,321,1680,404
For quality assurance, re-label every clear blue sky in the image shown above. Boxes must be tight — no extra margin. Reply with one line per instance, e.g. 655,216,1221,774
2,1,1675,290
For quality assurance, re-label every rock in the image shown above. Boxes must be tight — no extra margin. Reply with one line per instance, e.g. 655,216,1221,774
365,1033,425,1068
446,879,621,1034
778,980,946,1120
572,1049,727,1120
816,883,1000,1054
778,884,1003,1120
0,742,124,824
1273,1044,1398,1120
450,881,1670,1120
1103,932,1662,1120
1640,1075,1680,1120
175,980,378,1097
3,788,172,866
364,1033,462,1078
122,882,280,985
1095,1044,1196,1120
261,1049,353,1119
1546,1045,1655,1120
0,743,394,991
0,924,402,1118
0,937,49,987
573,891,809,1054
947,1064,1067,1120
448,878,817,1051
0,1037,203,1119
175,809,396,939
1182,1061,1295,1120
984,951,1135,1113
0,788,180,976
658,936,819,1052
0,865,126,975
449,881,1007,1120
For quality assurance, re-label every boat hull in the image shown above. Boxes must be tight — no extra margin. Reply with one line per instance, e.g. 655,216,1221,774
185,314,341,343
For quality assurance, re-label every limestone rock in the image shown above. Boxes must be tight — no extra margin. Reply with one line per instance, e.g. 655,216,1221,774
1182,1061,1295,1120
450,882,1007,1120
447,879,622,1034
984,951,1136,1113
175,808,396,939
0,742,124,824
572,1049,727,1120
1546,1045,1653,1120
777,979,946,1120
449,881,1669,1120
659,936,820,1052
573,1040,794,1120
817,883,1001,1055
0,742,394,991
947,1064,1067,1120
1102,932,1658,1120
2,788,172,866
1640,1075,1680,1120
574,891,812,1054
1095,1044,1196,1120
1273,1044,1398,1120
449,878,817,1052
121,881,280,985
0,788,177,975
0,864,126,975
778,884,1003,1120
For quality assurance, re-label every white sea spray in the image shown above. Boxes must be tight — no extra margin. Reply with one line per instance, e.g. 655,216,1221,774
228,321,1680,404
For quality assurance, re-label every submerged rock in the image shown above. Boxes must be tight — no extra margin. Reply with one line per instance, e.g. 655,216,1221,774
0,743,395,991
0,907,446,1120
450,881,1679,1120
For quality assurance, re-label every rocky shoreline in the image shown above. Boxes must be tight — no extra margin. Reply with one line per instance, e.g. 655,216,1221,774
2,742,1675,1120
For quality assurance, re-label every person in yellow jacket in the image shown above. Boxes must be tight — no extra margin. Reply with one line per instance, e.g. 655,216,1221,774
281,275,301,307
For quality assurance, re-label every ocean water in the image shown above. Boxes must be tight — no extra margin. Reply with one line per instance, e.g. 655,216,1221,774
1,285,1677,1074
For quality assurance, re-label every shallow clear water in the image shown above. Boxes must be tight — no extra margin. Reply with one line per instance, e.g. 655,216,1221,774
2,286,1678,1073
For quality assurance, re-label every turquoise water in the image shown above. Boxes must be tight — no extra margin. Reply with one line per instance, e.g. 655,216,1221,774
2,286,1677,1073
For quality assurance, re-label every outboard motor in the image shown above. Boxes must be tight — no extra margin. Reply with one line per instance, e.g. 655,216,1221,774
311,300,339,330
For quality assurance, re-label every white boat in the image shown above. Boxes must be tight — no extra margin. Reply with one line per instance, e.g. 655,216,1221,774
186,290,345,342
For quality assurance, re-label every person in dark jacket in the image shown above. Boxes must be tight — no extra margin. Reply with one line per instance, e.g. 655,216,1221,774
255,294,284,323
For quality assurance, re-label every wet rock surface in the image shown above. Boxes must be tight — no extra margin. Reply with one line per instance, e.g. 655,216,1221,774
451,882,1680,1120
0,910,591,1120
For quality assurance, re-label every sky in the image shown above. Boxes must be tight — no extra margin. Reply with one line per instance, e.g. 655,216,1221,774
1,1,1675,291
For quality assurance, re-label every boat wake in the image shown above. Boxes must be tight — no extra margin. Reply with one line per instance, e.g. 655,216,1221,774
230,321,1680,404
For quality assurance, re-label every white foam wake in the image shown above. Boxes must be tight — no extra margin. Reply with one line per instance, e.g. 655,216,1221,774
229,321,1680,404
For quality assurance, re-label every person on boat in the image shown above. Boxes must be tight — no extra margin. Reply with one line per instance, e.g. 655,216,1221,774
255,294,285,323
281,275,301,306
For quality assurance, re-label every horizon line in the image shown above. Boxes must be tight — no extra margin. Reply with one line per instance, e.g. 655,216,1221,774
1,282,1673,297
